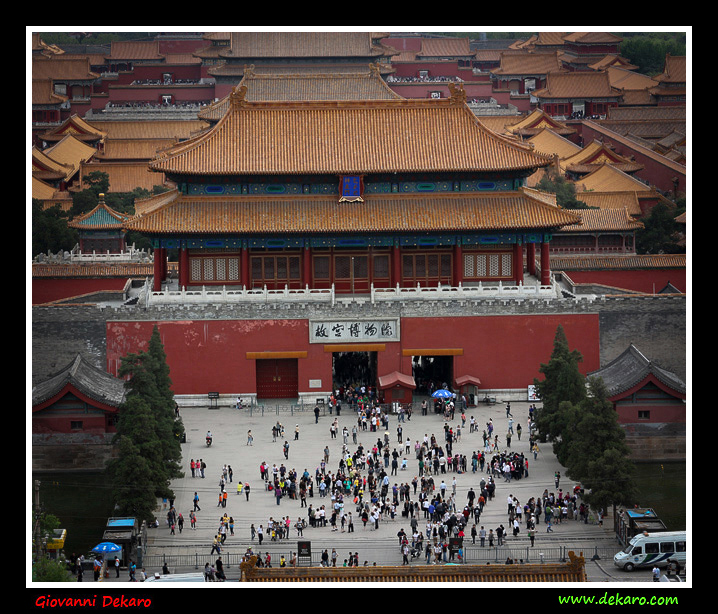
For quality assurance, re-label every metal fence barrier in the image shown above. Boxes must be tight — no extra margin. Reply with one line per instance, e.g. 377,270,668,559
138,543,618,571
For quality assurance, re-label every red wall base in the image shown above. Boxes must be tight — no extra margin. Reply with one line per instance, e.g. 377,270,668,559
106,314,600,396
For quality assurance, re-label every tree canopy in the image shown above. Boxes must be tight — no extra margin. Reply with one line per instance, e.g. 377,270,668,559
106,325,183,521
534,326,636,513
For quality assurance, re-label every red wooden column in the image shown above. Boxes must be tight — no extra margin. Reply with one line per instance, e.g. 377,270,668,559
527,242,536,277
541,241,551,285
241,247,250,288
391,245,401,287
453,242,463,286
303,246,312,287
179,246,189,289
513,242,523,285
153,247,163,291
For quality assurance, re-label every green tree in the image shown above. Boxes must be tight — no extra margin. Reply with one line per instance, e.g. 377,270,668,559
108,434,164,521
635,202,684,254
32,556,74,582
109,326,183,512
581,447,638,515
618,34,686,76
32,199,79,256
147,325,184,467
533,325,586,442
563,378,636,494
536,170,592,209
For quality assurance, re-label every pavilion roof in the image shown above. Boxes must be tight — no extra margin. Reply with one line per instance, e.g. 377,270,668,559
587,343,685,399
507,108,575,137
32,353,127,410
123,189,581,236
561,140,644,174
68,194,130,230
149,88,554,177
38,114,108,143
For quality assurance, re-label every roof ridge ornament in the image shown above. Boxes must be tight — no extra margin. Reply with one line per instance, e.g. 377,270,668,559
230,84,249,107
448,81,467,106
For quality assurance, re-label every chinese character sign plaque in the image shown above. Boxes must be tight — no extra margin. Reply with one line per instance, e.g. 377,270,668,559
309,319,399,343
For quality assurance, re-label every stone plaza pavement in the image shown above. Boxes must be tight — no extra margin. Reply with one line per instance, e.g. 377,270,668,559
101,397,657,583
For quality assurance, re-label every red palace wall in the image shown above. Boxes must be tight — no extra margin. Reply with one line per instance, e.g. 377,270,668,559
564,269,686,294
33,278,129,305
105,314,600,396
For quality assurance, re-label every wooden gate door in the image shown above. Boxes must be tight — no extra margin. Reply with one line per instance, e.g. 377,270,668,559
255,358,298,399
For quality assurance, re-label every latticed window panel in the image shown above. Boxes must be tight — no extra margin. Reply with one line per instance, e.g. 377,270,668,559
463,252,513,279
215,259,225,280
227,258,239,281
373,255,389,279
501,253,512,277
190,258,202,282
463,253,474,277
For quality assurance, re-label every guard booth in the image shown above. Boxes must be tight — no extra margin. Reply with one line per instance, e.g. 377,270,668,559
103,517,139,567
615,508,668,545
297,540,311,566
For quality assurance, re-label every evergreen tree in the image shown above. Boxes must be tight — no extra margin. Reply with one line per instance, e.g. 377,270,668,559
147,325,185,467
536,170,591,209
533,325,586,442
108,327,183,514
565,378,636,512
108,434,164,521
635,201,684,254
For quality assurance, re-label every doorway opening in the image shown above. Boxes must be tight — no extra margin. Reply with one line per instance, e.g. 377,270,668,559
411,355,453,395
332,351,377,397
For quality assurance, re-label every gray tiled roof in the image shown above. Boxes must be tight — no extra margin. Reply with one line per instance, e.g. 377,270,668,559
587,344,685,398
32,354,127,408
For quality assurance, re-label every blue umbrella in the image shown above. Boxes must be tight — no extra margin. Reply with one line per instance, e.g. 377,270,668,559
92,542,121,553
431,389,453,399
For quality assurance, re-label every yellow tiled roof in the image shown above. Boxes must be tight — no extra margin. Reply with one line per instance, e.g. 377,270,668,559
418,37,473,57
574,163,652,193
573,191,642,216
561,141,643,174
124,190,580,235
220,32,390,59
150,94,554,176
87,120,209,140
533,70,620,99
559,207,643,232
105,40,163,61
492,51,564,76
79,161,167,193
508,108,575,137
527,128,582,160
42,135,96,177
551,253,685,271
198,68,402,122
32,57,99,81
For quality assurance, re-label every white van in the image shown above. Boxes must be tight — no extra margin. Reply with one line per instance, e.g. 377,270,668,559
613,531,686,571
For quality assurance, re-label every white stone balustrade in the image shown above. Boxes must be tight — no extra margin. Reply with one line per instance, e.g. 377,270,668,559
145,280,558,306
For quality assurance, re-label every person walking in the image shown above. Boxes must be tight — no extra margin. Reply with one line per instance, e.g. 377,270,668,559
193,492,201,511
